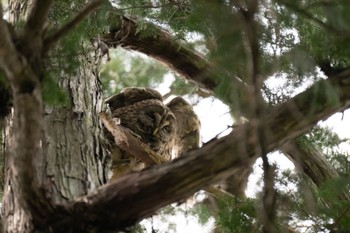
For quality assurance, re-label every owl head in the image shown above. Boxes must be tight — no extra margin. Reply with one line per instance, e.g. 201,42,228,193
106,88,176,156
105,87,163,112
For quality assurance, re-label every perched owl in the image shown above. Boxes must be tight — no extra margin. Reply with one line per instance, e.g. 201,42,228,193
111,98,176,156
167,97,201,158
105,87,176,179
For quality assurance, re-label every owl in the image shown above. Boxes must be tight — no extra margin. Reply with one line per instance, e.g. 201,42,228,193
105,87,163,112
167,97,201,158
105,87,176,179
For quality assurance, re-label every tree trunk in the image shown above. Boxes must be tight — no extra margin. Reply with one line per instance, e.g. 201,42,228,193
1,1,108,232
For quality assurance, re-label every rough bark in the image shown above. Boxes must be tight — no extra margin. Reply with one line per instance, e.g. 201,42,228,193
1,1,108,232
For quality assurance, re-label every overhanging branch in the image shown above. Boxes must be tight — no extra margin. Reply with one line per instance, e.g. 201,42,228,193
23,0,53,40
102,16,244,93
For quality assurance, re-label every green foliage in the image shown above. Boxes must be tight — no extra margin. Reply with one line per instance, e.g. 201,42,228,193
46,0,112,75
215,196,257,233
190,203,212,225
167,77,202,97
316,176,350,232
296,125,349,175
100,49,167,96
42,73,69,107
285,0,350,70
296,126,341,153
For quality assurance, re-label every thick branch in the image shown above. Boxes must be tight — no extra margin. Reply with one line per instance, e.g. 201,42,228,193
58,72,350,231
102,16,244,93
281,140,339,187
23,0,52,40
1,7,54,229
0,18,21,78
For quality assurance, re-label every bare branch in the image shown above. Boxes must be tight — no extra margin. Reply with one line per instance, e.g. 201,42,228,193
43,0,102,51
58,72,350,231
1,7,54,228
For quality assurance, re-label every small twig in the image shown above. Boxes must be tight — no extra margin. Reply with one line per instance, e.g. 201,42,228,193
117,3,172,11
43,0,102,51
204,186,235,199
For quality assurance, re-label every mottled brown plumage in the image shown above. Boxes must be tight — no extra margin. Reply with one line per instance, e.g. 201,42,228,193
105,87,163,112
112,98,176,156
106,88,176,179
167,97,201,158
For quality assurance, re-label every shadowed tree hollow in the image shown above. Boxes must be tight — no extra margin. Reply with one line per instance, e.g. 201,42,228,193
1,1,350,233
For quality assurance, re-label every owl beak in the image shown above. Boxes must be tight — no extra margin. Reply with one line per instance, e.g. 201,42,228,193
153,128,159,135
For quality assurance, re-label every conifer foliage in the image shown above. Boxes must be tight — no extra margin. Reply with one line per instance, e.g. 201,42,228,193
1,0,350,232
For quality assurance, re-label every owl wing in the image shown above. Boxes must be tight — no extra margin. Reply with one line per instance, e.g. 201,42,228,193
167,97,201,158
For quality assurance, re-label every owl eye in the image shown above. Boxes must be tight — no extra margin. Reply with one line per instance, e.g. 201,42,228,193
163,125,171,133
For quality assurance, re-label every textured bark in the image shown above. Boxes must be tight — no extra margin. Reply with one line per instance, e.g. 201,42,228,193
1,1,108,232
